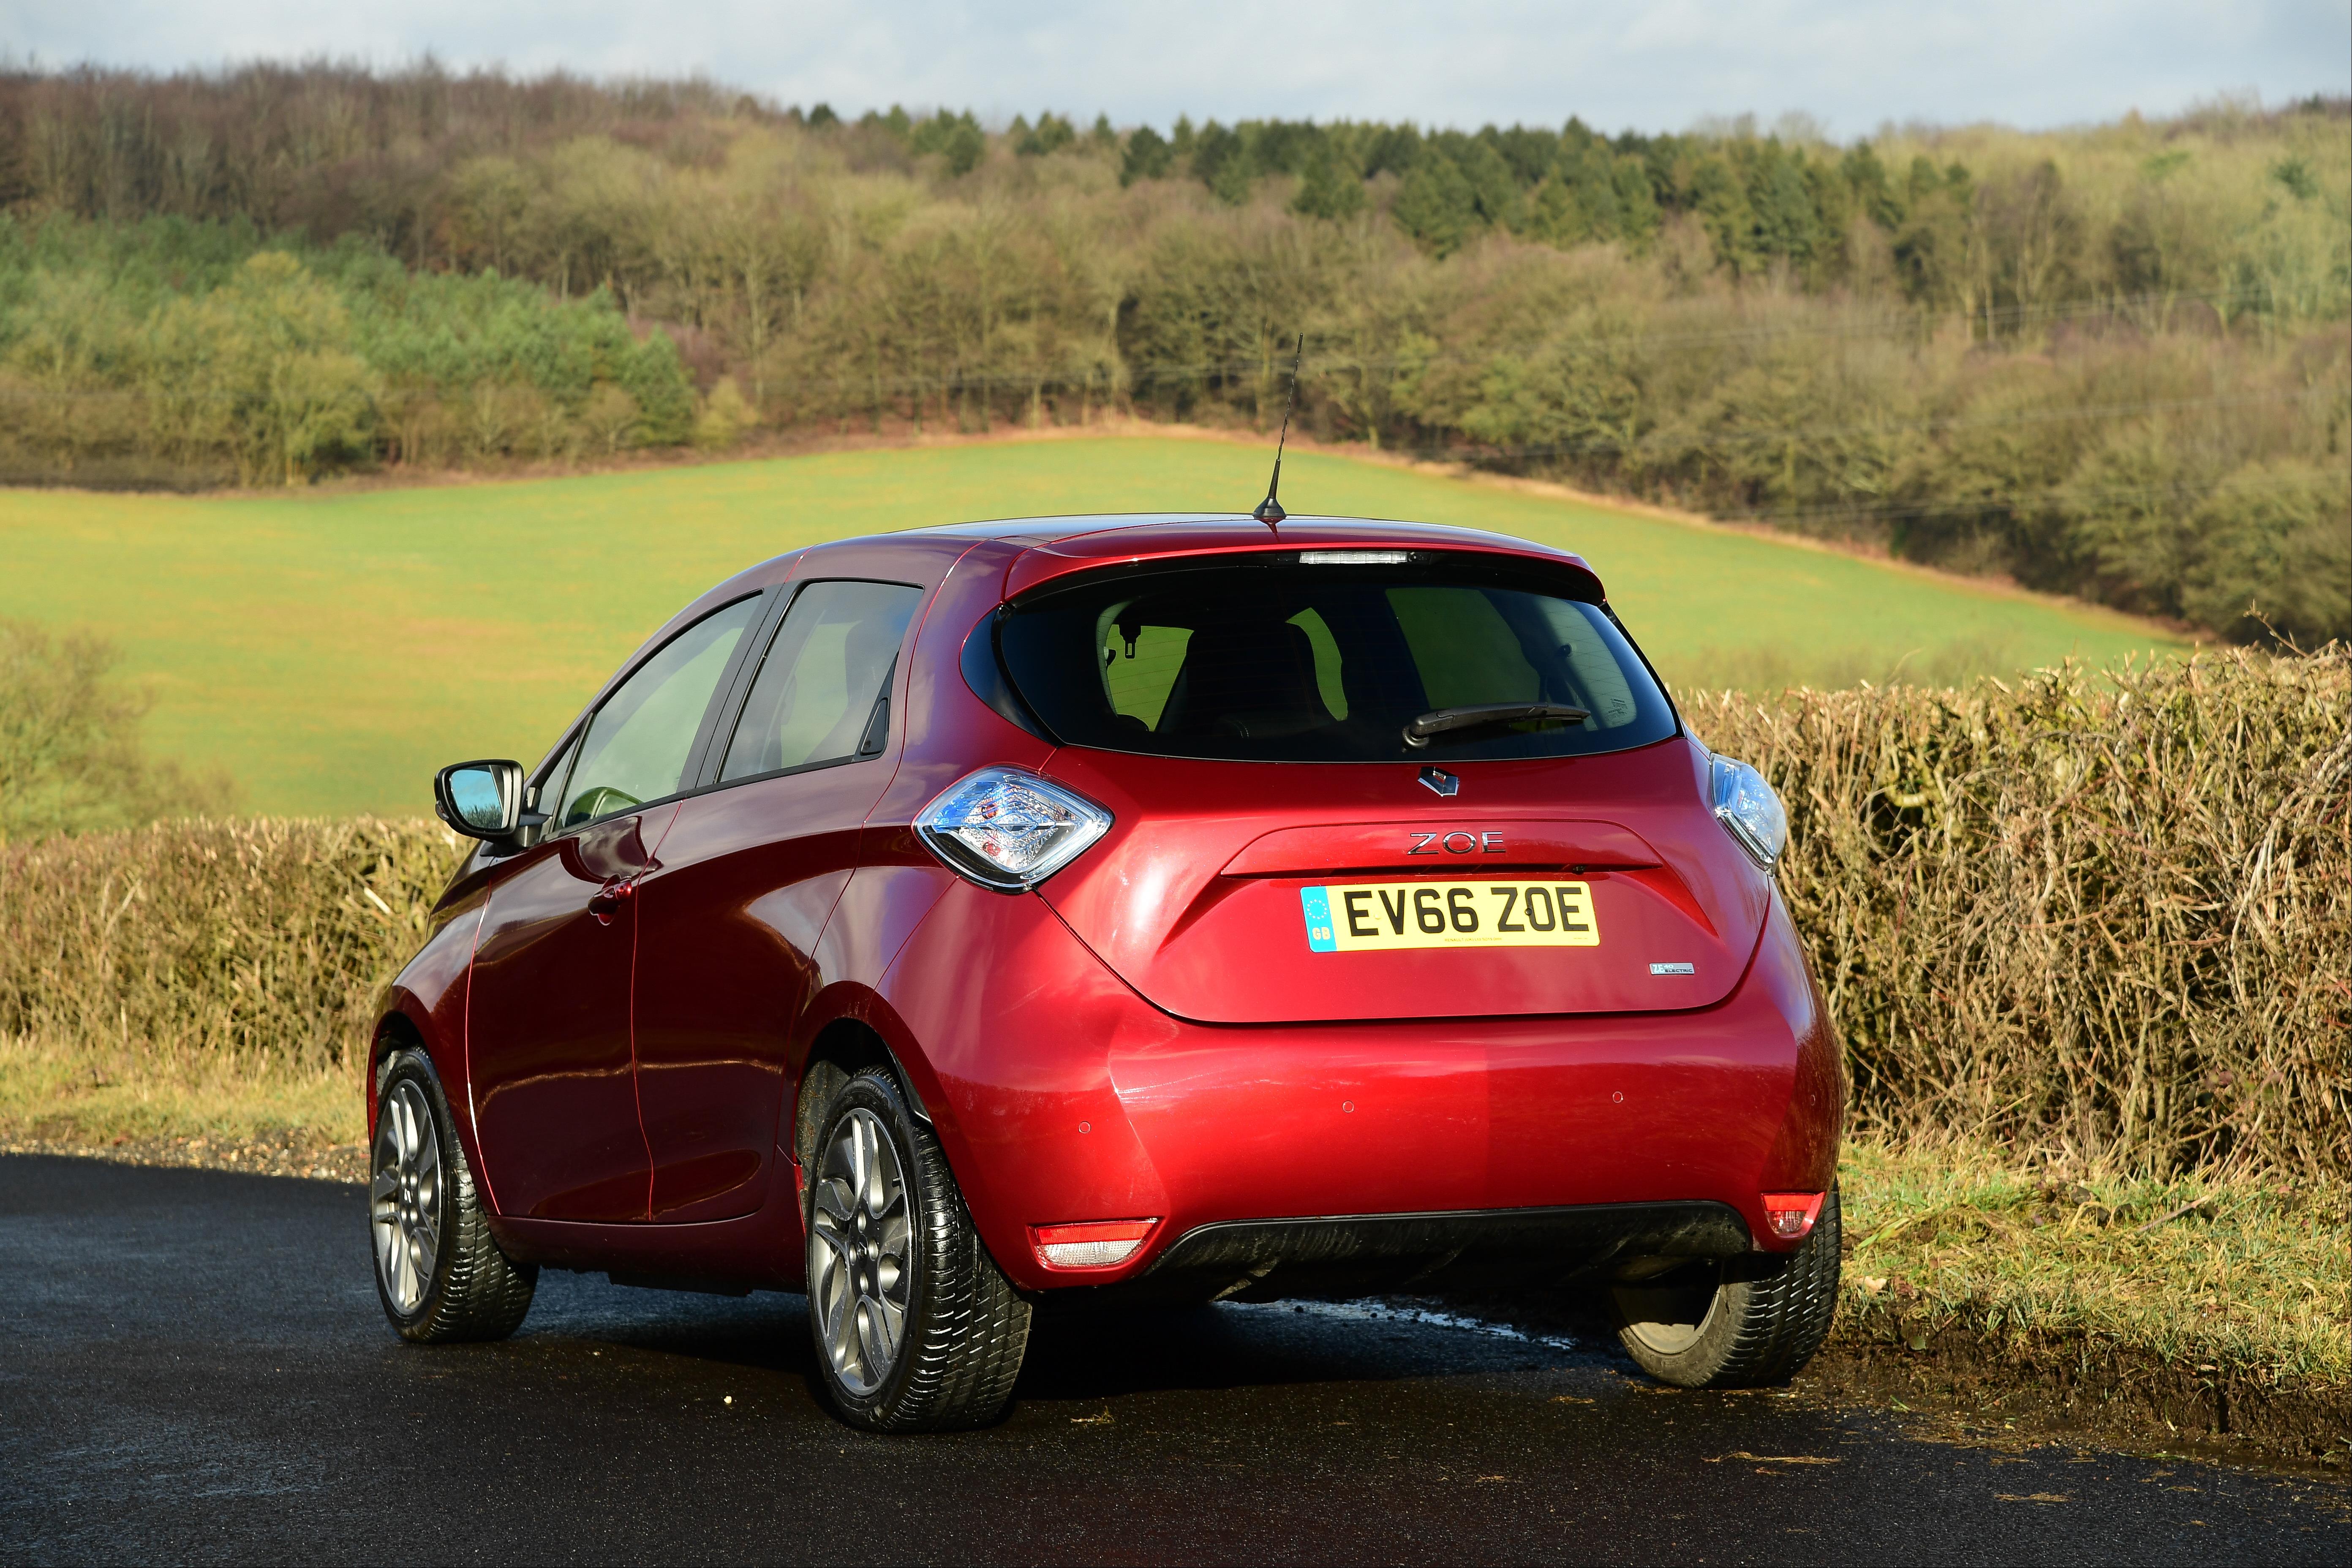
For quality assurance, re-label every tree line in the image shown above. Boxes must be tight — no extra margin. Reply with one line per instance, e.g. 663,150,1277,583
1,63,2345,642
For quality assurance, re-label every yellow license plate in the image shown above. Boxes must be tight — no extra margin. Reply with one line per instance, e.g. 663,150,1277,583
1300,881,1599,952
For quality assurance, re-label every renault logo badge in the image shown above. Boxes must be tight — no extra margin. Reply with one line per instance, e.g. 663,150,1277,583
1418,766,1459,798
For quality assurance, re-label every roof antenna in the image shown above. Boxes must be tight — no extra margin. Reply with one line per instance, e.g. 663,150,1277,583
1252,333,1304,530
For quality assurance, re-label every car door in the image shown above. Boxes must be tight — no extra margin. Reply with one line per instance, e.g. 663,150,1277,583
632,578,926,1222
465,593,767,1222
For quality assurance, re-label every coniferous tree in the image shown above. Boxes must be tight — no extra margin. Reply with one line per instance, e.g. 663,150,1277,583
1120,127,1173,186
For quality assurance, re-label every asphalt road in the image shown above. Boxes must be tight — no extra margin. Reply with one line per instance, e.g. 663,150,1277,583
4,1154,2343,1565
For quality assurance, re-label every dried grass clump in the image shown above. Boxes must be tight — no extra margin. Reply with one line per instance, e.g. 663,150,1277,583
0,817,460,1086
1688,646,2350,1179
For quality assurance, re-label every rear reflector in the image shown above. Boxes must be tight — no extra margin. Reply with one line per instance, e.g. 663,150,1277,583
1761,1192,1826,1240
1030,1219,1158,1270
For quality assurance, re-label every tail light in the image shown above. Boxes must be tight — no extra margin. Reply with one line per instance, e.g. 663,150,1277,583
1029,1219,1159,1269
915,767,1113,892
1710,754,1789,870
1761,1191,1826,1240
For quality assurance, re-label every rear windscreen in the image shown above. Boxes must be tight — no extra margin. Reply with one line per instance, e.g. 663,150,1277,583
996,556,1678,762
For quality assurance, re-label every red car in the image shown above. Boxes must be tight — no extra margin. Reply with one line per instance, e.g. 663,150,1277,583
370,512,1843,1432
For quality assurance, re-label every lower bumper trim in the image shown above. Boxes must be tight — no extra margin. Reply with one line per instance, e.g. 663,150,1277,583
1042,1200,1752,1306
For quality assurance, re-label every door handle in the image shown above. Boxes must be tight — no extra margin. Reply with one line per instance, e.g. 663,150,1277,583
588,875,640,921
588,860,663,921
588,858,661,921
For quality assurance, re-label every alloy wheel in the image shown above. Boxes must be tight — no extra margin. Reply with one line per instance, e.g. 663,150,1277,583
370,1079,444,1315
1614,1261,1723,1356
808,1107,913,1395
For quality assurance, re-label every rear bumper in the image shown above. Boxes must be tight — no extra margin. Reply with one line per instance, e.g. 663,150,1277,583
881,880,1843,1298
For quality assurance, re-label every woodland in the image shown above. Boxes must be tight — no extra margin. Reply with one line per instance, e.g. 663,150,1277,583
1,65,2346,642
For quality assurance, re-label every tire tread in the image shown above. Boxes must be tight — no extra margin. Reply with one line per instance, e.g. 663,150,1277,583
1709,1187,1841,1386
1612,1187,1840,1389
821,1069,1031,1432
376,1049,536,1345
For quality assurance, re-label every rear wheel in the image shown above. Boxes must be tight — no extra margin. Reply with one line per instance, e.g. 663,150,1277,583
1609,1188,1840,1388
805,1067,1031,1431
370,1048,536,1343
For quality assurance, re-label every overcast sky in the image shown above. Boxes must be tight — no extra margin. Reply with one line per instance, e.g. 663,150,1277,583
4,0,2346,137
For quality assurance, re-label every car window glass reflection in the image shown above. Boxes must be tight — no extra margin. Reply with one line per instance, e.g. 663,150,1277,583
558,596,763,828
720,581,922,782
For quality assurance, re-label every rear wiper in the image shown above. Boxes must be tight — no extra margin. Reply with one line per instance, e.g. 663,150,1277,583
1403,702,1590,748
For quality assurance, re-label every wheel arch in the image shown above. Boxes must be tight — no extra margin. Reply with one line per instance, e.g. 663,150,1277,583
792,1000,943,1176
367,995,436,1132
367,989,494,1212
371,998,428,1067
365,896,487,1148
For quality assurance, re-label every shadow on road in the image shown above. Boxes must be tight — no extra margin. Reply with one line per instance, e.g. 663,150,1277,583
496,1276,1596,1412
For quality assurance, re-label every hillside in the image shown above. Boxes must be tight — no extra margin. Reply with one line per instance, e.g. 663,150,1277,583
0,436,2182,815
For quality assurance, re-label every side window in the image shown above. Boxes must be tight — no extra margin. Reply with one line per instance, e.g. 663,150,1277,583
556,596,764,830
719,581,923,782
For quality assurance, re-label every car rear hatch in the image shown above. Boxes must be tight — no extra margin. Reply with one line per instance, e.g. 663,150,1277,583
992,542,1771,1025
1036,746,1763,1023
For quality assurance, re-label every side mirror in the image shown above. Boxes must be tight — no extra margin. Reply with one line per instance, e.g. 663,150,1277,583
434,760,525,841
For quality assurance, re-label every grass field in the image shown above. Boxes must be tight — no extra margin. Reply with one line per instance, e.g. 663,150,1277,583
0,436,2187,816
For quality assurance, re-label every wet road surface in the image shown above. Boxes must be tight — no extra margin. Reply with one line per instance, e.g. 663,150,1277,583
4,1154,2344,1565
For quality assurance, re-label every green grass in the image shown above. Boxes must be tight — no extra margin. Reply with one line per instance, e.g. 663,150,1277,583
0,1032,360,1152
0,437,2187,815
1838,1138,2346,1390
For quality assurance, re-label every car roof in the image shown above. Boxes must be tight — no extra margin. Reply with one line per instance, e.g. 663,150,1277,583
906,511,1582,559
877,512,1602,592
984,514,1600,599
568,513,1608,771
703,512,1602,608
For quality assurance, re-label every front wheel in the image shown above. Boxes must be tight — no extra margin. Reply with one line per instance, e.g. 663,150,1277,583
805,1067,1031,1431
370,1048,536,1343
1609,1188,1840,1388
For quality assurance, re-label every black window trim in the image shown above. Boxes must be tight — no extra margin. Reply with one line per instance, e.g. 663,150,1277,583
684,575,931,800
963,603,1055,741
530,727,584,819
1598,599,1685,740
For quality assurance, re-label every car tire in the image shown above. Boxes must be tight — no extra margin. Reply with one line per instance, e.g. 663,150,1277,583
805,1066,1032,1432
370,1047,536,1343
1609,1187,1840,1388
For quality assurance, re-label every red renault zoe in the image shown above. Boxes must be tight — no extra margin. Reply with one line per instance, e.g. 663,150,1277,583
372,512,1843,1431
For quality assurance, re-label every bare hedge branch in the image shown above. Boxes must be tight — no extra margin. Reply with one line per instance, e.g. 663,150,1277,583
4,649,2343,1177
1690,645,2349,1177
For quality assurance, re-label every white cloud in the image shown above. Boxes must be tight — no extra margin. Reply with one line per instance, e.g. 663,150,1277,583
2,0,2343,134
